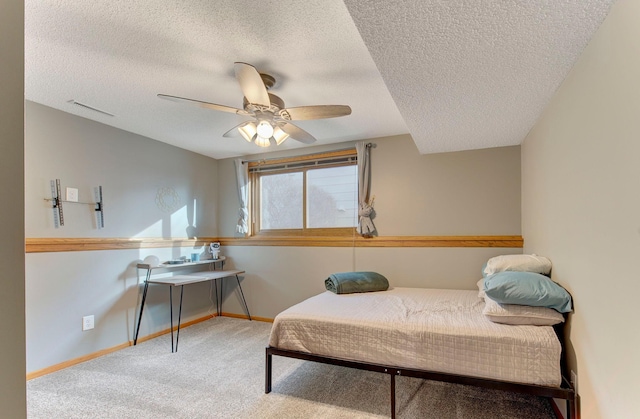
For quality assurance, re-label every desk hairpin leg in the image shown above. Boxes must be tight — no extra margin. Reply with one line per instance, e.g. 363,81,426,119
169,286,185,353
214,279,221,317
213,274,252,320
235,274,252,321
133,271,152,346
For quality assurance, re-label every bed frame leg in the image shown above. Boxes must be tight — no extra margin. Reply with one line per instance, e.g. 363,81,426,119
265,349,272,394
389,370,396,419
568,393,578,419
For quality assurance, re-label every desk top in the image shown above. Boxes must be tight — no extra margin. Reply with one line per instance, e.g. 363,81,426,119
138,257,226,271
147,270,245,286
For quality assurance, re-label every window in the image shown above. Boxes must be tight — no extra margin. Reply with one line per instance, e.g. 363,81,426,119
260,171,303,229
250,150,358,235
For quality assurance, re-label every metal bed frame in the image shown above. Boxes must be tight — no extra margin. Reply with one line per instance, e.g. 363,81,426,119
265,324,577,419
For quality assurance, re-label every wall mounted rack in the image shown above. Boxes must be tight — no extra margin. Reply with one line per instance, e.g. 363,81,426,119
45,179,104,228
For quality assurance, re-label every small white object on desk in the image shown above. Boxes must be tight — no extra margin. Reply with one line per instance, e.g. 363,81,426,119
142,255,160,268
209,242,221,260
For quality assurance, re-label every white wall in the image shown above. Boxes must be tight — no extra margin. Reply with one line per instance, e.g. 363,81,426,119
0,0,26,416
522,0,640,417
25,102,219,372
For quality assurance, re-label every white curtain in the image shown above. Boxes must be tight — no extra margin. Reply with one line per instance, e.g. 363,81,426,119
234,159,249,235
356,141,376,236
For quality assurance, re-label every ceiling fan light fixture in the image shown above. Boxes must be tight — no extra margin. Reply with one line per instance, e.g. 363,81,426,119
273,126,289,145
254,135,271,148
238,123,257,142
161,63,351,148
256,120,274,139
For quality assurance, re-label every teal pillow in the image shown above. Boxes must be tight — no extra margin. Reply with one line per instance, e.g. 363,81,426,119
483,271,572,313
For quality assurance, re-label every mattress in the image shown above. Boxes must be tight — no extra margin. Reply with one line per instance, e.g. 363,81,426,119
269,287,562,386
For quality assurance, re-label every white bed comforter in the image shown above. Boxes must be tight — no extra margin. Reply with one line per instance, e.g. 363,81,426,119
269,287,562,386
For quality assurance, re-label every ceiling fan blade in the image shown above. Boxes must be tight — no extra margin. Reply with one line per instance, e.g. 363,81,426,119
158,94,249,115
279,122,317,144
222,120,255,138
234,62,271,107
280,105,352,121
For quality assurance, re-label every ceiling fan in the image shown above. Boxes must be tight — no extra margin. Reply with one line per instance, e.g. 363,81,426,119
158,62,352,147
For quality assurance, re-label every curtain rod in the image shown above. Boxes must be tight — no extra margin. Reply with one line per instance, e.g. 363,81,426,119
241,142,375,164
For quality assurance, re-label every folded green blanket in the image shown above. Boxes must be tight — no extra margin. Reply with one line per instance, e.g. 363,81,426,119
325,271,389,294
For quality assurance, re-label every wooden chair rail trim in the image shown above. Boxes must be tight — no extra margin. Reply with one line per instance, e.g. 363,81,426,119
221,235,523,248
26,235,523,253
25,237,219,253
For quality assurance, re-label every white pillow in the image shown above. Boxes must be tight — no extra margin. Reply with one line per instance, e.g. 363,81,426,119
482,296,564,326
483,254,552,276
477,278,485,299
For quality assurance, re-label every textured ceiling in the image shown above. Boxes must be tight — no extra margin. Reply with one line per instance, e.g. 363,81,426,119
344,0,617,154
25,0,616,159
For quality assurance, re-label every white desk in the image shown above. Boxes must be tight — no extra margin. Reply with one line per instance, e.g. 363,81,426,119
133,258,251,352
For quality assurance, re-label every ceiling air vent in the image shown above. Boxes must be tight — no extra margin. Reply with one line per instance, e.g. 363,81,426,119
67,100,115,117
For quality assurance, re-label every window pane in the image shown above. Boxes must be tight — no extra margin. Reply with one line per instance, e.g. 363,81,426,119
260,172,303,229
307,166,357,228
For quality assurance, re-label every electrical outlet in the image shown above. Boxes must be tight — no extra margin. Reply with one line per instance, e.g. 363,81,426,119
66,187,79,202
571,370,578,393
82,315,94,331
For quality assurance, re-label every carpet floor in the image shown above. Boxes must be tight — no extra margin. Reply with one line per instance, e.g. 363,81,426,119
27,317,556,418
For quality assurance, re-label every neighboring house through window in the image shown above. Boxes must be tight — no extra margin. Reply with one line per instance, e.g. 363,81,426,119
249,149,357,236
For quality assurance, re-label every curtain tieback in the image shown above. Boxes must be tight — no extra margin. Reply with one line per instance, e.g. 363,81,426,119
236,207,249,234
358,203,373,217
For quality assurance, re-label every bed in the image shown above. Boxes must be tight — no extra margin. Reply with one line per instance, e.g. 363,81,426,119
265,287,576,419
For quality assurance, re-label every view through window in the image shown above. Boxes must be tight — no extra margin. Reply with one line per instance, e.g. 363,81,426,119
255,160,357,234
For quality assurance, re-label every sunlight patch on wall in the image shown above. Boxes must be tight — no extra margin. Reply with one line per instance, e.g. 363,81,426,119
133,194,198,239
171,205,190,238
134,219,164,238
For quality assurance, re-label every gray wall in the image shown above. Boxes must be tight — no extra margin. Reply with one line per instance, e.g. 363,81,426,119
216,135,522,318
25,102,219,372
25,108,523,373
25,102,218,238
522,0,640,417
218,135,521,237
0,0,27,416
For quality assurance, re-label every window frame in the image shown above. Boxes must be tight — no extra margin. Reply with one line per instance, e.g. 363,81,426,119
248,149,358,237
